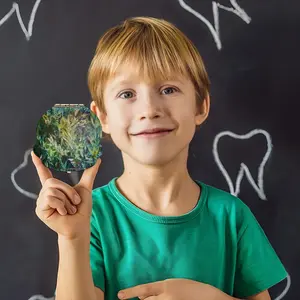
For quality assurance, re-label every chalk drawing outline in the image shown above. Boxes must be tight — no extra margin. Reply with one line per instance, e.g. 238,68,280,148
28,295,55,300
11,148,38,199
178,0,251,50
212,129,272,200
0,0,42,41
11,148,80,200
274,273,291,300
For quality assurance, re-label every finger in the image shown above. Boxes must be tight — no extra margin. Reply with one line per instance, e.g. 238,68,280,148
41,188,78,215
118,282,162,300
43,178,81,206
31,151,53,186
78,158,101,191
38,195,67,216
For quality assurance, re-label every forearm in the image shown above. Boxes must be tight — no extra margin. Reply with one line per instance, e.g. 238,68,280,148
219,291,241,300
219,293,240,300
55,234,96,300
210,285,241,300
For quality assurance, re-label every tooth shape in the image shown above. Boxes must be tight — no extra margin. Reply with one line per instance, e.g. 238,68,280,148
274,274,291,300
177,0,251,50
213,129,272,200
0,0,42,41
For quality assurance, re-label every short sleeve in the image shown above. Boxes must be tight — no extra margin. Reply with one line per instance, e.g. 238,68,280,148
233,200,288,298
90,209,105,292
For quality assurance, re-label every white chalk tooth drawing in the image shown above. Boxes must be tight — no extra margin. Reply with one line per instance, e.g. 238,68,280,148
178,0,251,50
213,130,292,298
0,0,42,41
213,129,272,200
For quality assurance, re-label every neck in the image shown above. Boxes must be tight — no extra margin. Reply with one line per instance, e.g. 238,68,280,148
116,148,200,215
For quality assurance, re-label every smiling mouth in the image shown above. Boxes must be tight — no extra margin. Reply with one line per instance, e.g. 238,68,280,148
132,129,174,138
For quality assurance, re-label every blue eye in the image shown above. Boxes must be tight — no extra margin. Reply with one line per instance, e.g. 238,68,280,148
162,87,177,95
119,91,134,99
118,87,177,99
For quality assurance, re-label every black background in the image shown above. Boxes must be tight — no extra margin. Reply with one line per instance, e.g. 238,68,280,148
0,1,298,299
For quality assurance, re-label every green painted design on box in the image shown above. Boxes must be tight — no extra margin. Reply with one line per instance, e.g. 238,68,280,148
33,105,102,172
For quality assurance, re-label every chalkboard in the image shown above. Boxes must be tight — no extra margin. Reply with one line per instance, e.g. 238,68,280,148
1,0,298,299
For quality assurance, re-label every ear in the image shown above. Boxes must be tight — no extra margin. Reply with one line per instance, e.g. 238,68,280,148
90,101,111,134
195,93,210,126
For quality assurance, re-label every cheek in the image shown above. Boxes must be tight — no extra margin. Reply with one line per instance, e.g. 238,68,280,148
174,104,196,125
175,108,197,138
107,105,131,133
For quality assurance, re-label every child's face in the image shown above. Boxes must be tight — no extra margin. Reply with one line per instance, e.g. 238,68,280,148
92,63,209,166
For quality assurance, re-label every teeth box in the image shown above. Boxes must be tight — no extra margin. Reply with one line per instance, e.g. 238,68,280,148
33,104,102,172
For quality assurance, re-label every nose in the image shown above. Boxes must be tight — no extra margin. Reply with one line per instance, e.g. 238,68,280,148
136,91,164,120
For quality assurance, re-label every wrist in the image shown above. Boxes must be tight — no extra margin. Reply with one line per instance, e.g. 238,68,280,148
58,232,90,248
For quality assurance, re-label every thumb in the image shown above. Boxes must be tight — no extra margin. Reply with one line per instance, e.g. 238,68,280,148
77,158,101,191
31,150,53,186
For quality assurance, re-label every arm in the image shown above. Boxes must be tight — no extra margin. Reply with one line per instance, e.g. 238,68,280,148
210,286,270,300
213,288,270,300
219,288,270,300
233,199,287,298
55,234,101,300
95,287,104,300
246,290,271,300
211,288,270,300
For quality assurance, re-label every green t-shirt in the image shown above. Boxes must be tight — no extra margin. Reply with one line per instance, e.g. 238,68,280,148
90,177,287,300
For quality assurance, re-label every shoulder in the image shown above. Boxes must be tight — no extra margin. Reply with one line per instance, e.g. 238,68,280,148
90,177,119,220
92,180,114,203
198,180,249,214
197,180,254,235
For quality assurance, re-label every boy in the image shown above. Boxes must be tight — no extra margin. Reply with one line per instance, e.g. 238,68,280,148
32,16,287,300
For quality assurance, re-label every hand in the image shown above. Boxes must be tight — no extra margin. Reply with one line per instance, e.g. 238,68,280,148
31,151,101,240
117,278,232,300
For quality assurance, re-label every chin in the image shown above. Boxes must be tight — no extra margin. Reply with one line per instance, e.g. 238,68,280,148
120,138,191,167
131,150,181,166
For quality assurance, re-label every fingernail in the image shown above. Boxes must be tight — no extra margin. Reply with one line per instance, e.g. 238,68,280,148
71,206,77,213
118,292,124,299
74,194,81,204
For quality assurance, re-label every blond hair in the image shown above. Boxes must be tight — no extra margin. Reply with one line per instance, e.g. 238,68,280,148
87,16,210,138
